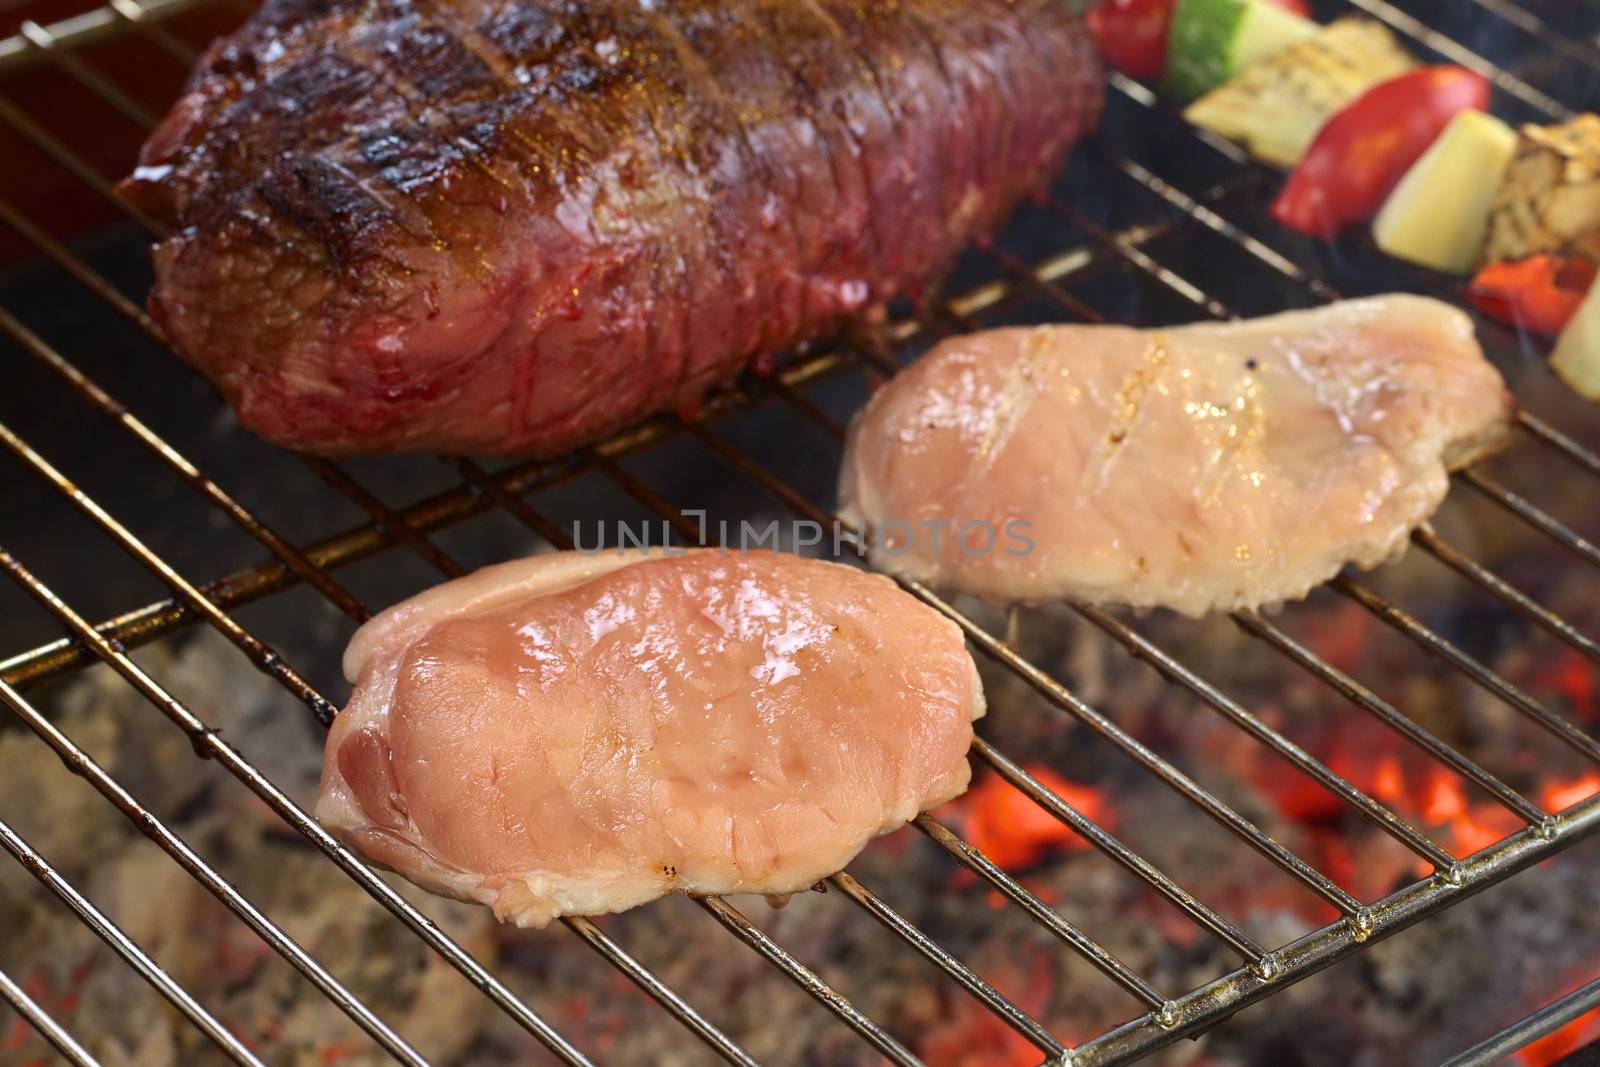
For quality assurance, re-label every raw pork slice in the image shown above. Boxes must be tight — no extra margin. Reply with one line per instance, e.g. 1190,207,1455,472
317,550,983,926
838,295,1514,616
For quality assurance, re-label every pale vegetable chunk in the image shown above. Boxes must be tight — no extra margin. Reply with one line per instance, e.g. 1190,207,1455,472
838,297,1513,617
1552,278,1600,400
1483,114,1600,265
1184,18,1416,167
318,551,985,927
1374,110,1518,275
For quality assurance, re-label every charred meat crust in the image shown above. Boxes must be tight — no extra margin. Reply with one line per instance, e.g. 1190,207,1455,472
123,0,1104,455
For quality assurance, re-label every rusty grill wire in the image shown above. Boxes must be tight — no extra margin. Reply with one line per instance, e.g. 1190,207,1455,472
1,2,1599,1065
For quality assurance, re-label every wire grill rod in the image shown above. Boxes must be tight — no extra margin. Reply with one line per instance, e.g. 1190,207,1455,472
0,0,1598,1063
0,0,204,71
0,543,595,1064
0,966,101,1067
0,674,428,1066
0,816,258,1066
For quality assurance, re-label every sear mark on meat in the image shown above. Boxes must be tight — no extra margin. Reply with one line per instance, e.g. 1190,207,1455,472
122,0,1104,456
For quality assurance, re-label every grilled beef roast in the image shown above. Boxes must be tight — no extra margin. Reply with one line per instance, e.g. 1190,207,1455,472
122,0,1103,455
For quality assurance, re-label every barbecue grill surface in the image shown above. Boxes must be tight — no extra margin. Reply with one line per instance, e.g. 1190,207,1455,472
3,1,1600,1065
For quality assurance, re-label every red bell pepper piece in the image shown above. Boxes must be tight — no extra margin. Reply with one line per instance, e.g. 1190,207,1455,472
1468,256,1598,337
1263,0,1310,15
1086,0,1175,80
1270,66,1490,238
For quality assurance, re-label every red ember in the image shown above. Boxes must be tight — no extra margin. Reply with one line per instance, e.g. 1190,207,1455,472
1516,1000,1600,1067
1372,754,1406,806
941,766,1109,875
1543,773,1600,813
1422,769,1468,824
1548,649,1597,722
918,1007,1043,1067
917,951,1057,1067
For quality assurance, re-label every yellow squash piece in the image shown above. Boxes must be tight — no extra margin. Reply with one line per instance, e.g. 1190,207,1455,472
1373,110,1518,275
1482,114,1600,265
1183,18,1416,168
1551,277,1600,401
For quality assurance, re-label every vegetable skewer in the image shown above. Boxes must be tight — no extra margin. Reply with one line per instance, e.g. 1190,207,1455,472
1271,67,1490,238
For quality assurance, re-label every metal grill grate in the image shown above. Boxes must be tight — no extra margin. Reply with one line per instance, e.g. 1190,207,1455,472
2,2,1599,1064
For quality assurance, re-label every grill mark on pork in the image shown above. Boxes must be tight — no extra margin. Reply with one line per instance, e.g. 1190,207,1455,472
483,62,606,204
397,0,508,97
359,16,509,194
307,73,455,256
472,0,560,69
825,2,953,296
205,42,434,274
611,15,758,378
746,2,888,296
689,2,823,361
799,2,912,294
938,7,1037,208
349,4,605,264
1012,4,1101,168
358,126,460,198
906,4,1017,230
125,0,1102,455
898,2,1012,255
372,6,495,101
338,20,557,273
721,6,817,348
570,16,733,409
274,155,410,277
893,8,970,243
855,0,985,295
473,7,691,426
684,3,835,295
645,4,808,354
